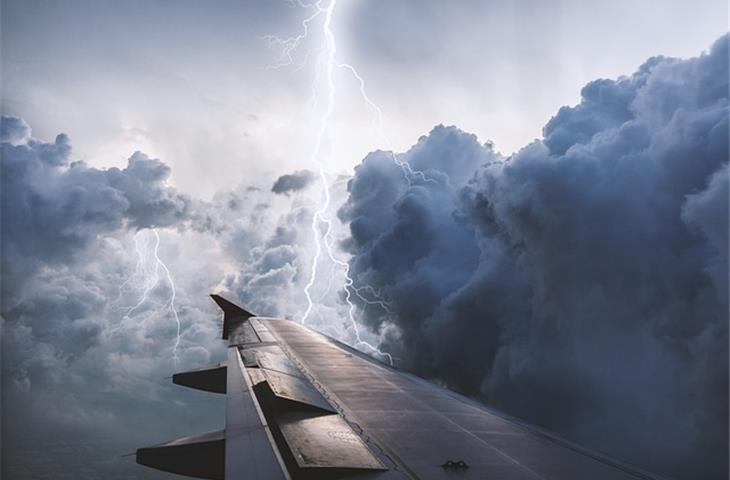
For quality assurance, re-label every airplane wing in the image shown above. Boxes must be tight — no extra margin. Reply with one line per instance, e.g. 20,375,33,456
136,295,661,480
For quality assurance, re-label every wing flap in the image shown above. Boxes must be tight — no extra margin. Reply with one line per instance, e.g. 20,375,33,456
228,321,260,346
249,317,278,342
277,412,386,470
260,368,336,414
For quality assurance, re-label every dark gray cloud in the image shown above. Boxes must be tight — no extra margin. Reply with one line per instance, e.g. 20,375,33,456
0,118,226,479
271,169,315,195
340,35,729,479
0,118,325,479
1,119,193,304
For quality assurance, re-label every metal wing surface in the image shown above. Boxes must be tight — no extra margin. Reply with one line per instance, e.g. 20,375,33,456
136,295,661,480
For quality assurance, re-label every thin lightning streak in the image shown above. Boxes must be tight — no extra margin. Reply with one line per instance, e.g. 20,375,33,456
351,285,394,315
265,0,394,365
115,229,181,369
110,231,160,336
300,0,336,327
123,231,160,318
151,229,181,370
260,2,432,184
114,233,146,305
321,223,394,365
314,263,391,316
335,61,435,185
258,2,321,71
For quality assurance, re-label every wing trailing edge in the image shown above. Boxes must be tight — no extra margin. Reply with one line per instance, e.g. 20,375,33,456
136,430,224,480
172,362,227,394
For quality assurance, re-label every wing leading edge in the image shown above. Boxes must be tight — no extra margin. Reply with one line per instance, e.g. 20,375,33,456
136,295,662,480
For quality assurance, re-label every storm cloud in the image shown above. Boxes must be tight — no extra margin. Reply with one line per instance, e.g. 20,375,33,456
1,117,194,303
0,115,348,479
340,35,729,479
271,169,315,195
0,118,230,479
1,27,727,480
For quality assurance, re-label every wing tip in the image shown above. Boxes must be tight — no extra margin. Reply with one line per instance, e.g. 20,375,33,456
210,294,255,318
210,294,255,340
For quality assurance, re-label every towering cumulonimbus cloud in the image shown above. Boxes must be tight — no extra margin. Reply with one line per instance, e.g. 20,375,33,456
340,35,728,479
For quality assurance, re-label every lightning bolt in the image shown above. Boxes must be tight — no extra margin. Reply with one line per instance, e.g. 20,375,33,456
259,1,322,71
263,0,395,365
151,229,182,370
334,61,435,184
115,228,181,369
117,229,160,319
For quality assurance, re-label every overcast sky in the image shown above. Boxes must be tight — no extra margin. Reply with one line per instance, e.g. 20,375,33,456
2,0,726,198
1,2,728,479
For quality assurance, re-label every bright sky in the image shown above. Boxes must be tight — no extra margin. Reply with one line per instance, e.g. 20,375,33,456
2,0,727,198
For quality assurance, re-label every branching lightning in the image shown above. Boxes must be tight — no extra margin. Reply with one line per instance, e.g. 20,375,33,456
116,229,181,369
118,230,160,319
259,2,321,71
263,0,397,365
334,60,434,184
151,229,182,370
